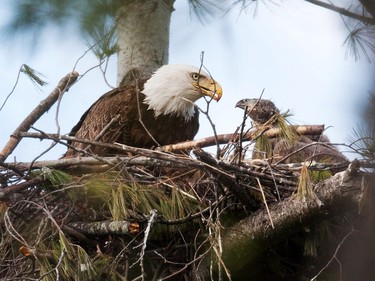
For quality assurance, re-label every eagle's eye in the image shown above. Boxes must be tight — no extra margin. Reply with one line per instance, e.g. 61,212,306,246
191,72,200,81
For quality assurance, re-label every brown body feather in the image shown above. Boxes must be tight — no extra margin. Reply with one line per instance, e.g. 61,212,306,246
64,82,199,157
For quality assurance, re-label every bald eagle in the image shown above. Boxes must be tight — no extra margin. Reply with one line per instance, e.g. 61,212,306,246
235,98,348,166
64,64,222,157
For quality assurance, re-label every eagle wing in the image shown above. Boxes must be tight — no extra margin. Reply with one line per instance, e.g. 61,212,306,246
64,84,200,157
129,103,199,148
65,85,137,156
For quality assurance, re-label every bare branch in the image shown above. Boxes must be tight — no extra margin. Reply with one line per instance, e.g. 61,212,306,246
304,0,375,24
160,125,325,152
0,72,79,162
68,220,141,236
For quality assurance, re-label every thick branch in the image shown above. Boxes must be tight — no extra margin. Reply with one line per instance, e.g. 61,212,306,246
220,160,366,273
0,72,79,162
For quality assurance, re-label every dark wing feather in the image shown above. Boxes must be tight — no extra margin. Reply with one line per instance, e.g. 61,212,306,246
64,84,199,157
65,85,137,156
129,101,199,148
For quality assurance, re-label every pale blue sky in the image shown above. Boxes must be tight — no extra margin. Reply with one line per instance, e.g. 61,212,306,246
0,0,374,162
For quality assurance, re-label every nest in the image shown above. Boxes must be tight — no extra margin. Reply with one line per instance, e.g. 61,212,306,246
0,122,352,280
0,72,355,280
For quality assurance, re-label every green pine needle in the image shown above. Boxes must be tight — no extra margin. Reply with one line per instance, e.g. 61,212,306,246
83,19,118,60
276,110,297,144
82,173,200,223
293,165,322,206
253,134,273,159
21,64,47,88
309,169,332,183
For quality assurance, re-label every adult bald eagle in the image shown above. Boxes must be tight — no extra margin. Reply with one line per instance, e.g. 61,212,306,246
64,64,222,157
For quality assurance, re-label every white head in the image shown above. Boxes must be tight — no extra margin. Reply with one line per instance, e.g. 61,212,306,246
143,64,223,121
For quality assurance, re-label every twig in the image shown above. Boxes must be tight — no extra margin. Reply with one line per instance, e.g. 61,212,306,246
0,72,79,162
256,177,274,229
238,102,249,165
0,64,26,111
156,247,212,281
310,229,359,281
275,141,349,165
27,126,60,174
134,209,157,281
198,52,222,158
134,73,160,147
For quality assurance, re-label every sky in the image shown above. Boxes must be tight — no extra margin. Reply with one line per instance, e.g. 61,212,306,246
0,0,374,162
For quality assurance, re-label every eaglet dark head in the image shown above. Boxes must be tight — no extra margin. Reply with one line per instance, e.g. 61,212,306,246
235,98,279,124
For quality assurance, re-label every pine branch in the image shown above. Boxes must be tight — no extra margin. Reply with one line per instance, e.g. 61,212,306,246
0,72,79,163
304,0,375,24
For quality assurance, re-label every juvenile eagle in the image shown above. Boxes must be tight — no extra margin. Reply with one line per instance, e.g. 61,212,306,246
65,64,222,157
235,98,348,165
235,98,279,124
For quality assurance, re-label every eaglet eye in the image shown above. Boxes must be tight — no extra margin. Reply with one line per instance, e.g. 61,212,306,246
191,72,200,81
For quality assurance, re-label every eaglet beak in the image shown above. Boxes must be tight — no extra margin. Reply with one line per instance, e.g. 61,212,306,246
235,98,253,110
194,78,223,101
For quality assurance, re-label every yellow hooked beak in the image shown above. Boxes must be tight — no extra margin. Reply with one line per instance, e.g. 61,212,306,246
193,78,223,101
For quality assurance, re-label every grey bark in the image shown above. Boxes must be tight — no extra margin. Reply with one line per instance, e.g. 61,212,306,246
116,0,175,85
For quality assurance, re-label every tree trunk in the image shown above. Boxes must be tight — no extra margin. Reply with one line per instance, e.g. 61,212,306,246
116,0,175,85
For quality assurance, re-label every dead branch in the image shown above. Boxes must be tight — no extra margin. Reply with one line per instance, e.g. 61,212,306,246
19,245,55,262
159,125,325,152
68,220,141,236
16,131,185,159
0,72,79,162
220,160,367,273
4,154,205,173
